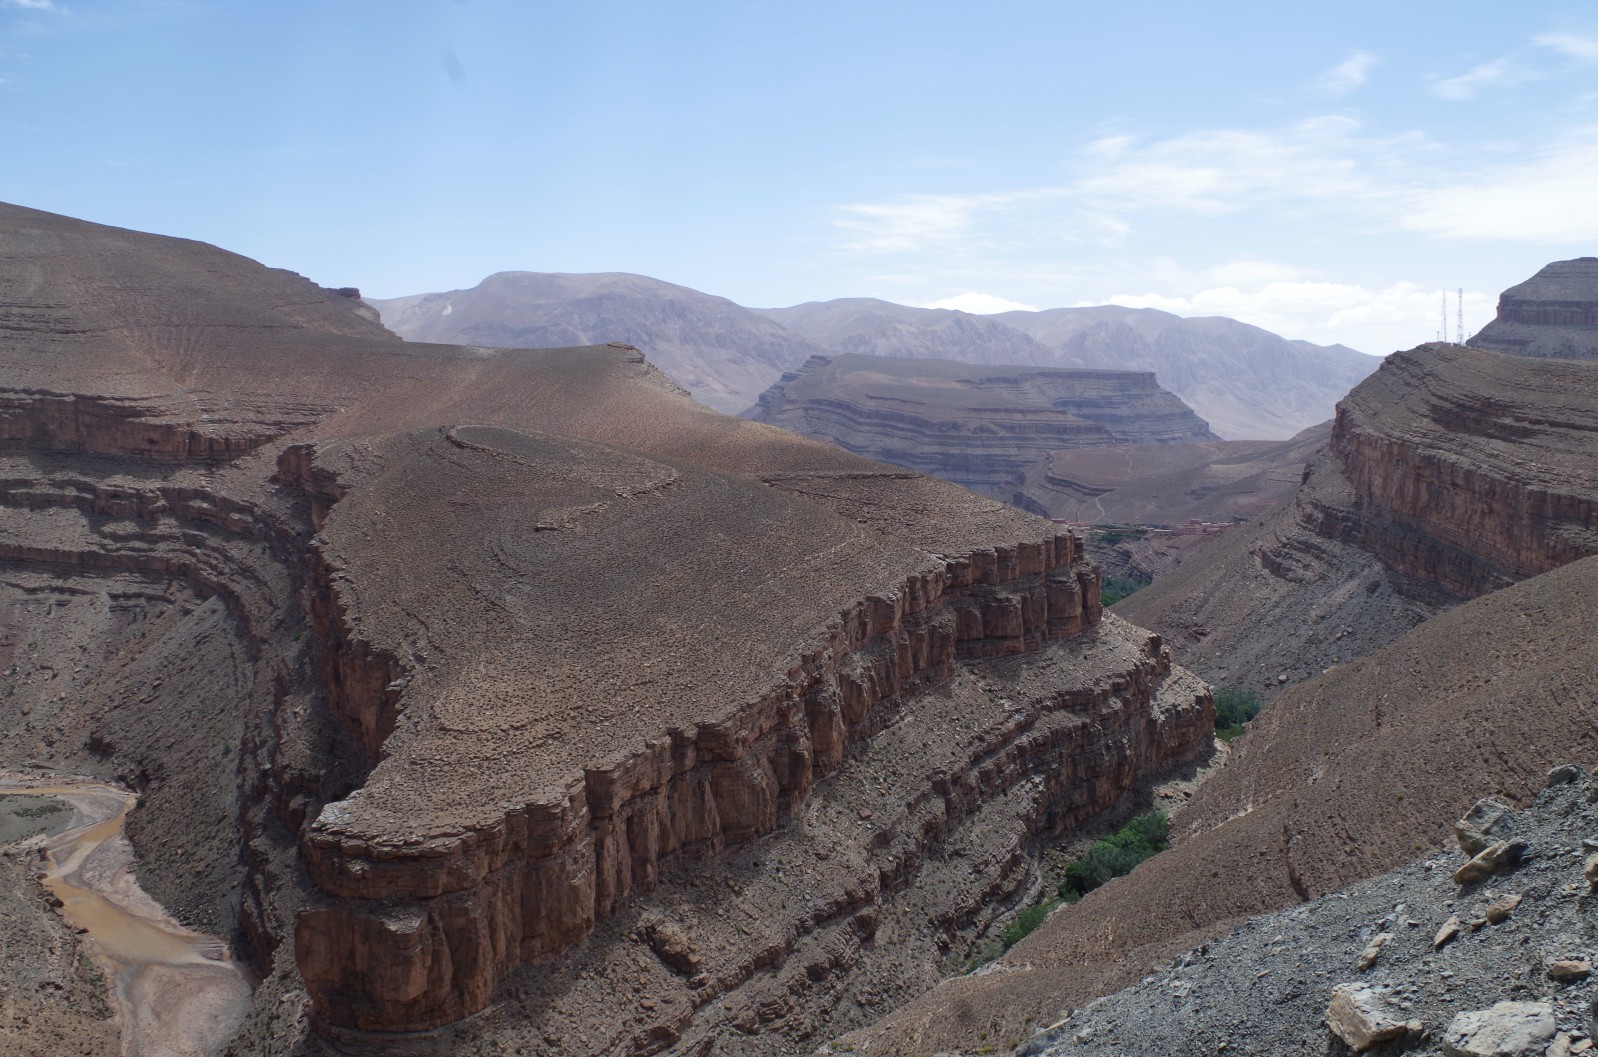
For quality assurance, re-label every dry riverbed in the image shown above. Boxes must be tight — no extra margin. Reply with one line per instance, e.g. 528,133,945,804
0,773,252,1057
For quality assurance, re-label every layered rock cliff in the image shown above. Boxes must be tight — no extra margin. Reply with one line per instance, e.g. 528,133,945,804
1117,339,1598,694
747,353,1215,498
843,548,1598,1057
0,201,1214,1055
1012,423,1330,525
1468,257,1598,360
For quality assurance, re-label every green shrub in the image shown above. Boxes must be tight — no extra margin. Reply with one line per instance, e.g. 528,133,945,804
1092,526,1149,546
1001,896,1062,949
1059,810,1169,899
1100,574,1151,606
1213,688,1264,741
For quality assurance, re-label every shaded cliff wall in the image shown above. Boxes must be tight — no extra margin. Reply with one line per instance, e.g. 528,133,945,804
285,498,1124,1031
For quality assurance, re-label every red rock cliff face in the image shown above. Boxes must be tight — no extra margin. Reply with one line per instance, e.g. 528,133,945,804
1309,344,1598,600
292,529,1118,1032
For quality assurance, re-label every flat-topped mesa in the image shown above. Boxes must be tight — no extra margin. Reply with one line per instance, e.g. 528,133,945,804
1468,257,1598,359
290,426,1101,1032
748,353,1215,496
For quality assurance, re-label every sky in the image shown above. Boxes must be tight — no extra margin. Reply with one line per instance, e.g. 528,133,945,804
3,1,1596,356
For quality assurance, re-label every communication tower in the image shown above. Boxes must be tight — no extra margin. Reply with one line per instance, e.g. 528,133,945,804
1457,287,1464,344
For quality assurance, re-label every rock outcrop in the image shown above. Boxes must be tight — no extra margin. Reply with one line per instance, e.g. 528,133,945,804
841,554,1598,1055
747,353,1215,498
1468,257,1598,360
1000,771,1598,1057
994,305,1380,440
1117,339,1598,693
0,201,1214,1055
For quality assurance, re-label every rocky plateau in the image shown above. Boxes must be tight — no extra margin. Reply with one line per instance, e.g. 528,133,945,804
0,201,1215,1057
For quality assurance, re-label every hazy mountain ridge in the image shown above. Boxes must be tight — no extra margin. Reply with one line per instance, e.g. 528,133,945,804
993,305,1377,440
373,275,1381,439
368,271,828,413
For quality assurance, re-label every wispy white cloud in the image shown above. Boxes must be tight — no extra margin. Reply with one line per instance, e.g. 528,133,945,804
834,114,1598,257
3,0,67,11
920,292,1039,314
1074,117,1391,215
1534,31,1598,62
1400,132,1598,241
1316,50,1378,97
1428,56,1539,100
833,189,1060,253
835,193,1006,253
1086,281,1495,354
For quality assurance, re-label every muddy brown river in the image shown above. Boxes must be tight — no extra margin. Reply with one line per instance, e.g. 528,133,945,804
0,775,252,1057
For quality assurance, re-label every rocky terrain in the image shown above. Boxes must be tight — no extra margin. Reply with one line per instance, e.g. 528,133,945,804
1014,422,1330,525
1116,337,1598,695
375,278,1380,440
840,549,1598,1055
1469,257,1598,360
745,353,1215,499
0,202,1214,1056
1014,767,1598,1057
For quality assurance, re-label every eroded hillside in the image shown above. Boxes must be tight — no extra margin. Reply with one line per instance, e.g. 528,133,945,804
843,552,1598,1055
0,202,1214,1056
1118,340,1598,694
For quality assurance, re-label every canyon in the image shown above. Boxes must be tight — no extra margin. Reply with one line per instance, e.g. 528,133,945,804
7,202,1597,1057
1117,334,1598,695
0,201,1213,1056
744,353,1216,500
823,257,1598,1055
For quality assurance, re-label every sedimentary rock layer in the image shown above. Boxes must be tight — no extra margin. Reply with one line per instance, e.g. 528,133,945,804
847,553,1598,1055
1118,341,1598,692
0,200,1211,1053
748,353,1215,497
1013,422,1330,525
1468,257,1598,359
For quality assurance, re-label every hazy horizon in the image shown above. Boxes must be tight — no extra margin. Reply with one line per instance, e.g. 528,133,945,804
3,0,1594,356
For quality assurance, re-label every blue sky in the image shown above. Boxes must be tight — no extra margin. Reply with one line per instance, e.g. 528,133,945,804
3,0,1596,355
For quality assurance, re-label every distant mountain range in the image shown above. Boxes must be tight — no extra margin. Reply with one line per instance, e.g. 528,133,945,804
370,274,1382,439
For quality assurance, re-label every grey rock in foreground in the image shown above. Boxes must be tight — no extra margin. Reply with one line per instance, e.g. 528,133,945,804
1019,767,1598,1056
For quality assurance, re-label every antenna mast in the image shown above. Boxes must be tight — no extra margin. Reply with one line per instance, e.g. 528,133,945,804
1457,287,1464,344
1440,292,1447,343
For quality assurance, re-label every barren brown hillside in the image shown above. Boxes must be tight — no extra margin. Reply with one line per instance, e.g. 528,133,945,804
844,552,1598,1055
1118,341,1598,693
0,201,1213,1056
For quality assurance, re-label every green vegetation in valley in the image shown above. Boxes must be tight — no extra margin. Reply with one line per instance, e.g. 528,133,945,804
1091,525,1148,546
1001,896,1063,949
996,809,1172,952
1213,687,1265,742
1100,574,1151,606
1058,810,1170,899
